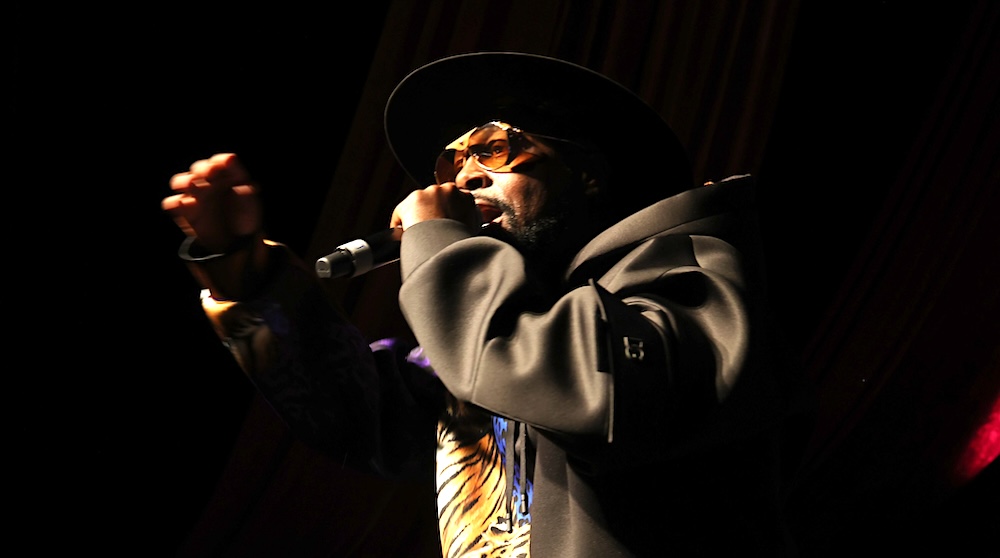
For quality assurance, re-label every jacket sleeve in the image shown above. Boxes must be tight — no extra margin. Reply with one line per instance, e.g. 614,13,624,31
397,219,779,465
199,242,444,478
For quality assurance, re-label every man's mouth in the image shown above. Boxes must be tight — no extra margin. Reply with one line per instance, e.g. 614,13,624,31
475,201,504,225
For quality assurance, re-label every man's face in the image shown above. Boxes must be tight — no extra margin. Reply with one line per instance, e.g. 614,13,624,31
449,132,579,250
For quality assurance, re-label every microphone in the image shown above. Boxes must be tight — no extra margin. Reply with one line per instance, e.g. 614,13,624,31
316,227,404,279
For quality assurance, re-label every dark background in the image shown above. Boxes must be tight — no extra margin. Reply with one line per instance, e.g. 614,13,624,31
13,1,997,556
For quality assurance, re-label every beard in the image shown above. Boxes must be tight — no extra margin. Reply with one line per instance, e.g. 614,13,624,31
510,213,567,258
483,191,587,285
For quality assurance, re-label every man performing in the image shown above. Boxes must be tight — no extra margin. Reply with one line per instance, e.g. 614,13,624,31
163,52,795,556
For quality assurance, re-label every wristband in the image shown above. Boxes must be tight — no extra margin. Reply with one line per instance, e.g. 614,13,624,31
178,234,256,262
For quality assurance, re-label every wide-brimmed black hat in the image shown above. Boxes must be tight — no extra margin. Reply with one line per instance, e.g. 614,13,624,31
384,52,692,222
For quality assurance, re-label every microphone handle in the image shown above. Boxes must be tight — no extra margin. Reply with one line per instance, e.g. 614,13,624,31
316,227,403,279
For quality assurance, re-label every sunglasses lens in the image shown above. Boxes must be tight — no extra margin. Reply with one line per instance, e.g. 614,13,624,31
434,123,535,184
467,124,512,171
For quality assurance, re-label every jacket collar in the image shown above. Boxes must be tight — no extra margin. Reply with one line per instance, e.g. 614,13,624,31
564,175,755,284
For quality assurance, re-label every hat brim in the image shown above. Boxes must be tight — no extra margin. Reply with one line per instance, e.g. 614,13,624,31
384,52,692,205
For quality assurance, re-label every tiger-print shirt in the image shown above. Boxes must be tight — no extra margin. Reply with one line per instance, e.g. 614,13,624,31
436,403,533,558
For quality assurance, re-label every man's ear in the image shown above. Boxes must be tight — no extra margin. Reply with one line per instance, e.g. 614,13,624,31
581,171,609,230
581,171,602,198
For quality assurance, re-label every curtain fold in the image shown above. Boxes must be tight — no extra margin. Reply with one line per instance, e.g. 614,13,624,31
785,2,1000,552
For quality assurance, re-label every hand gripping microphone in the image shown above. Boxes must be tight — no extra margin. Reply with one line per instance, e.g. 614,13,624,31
315,227,403,279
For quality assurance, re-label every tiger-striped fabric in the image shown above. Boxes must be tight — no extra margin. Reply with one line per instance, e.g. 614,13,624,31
436,403,532,557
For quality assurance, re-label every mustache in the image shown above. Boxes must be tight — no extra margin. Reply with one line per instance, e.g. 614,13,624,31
472,192,516,216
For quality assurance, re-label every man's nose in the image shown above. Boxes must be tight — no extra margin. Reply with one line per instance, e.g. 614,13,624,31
456,159,490,191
